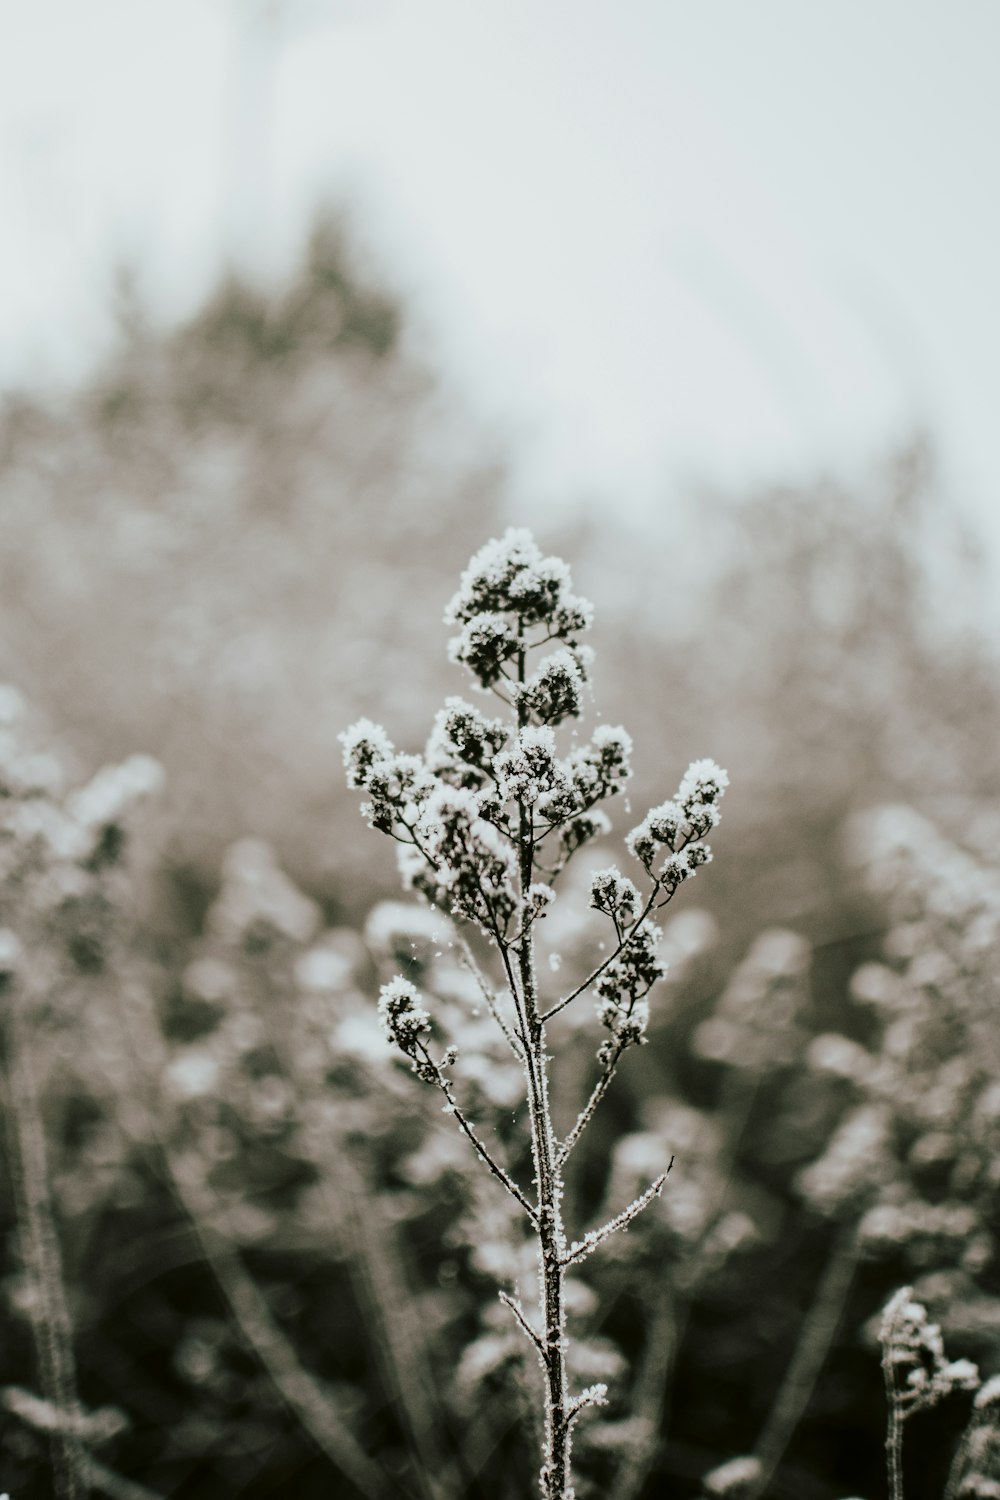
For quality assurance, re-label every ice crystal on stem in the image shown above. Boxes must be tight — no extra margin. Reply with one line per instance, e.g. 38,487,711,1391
341,527,728,1500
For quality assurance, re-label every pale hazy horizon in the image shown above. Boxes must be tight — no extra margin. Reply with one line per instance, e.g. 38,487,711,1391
2,0,999,568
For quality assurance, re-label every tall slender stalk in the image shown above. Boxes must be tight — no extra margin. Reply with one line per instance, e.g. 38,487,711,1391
749,1226,859,1499
517,796,570,1491
0,946,88,1500
878,1286,980,1500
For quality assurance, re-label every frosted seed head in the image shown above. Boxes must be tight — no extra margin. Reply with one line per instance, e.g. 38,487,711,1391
426,697,509,784
377,976,432,1053
589,866,640,926
339,719,394,788
448,613,519,689
494,726,560,806
678,758,730,810
443,527,593,636
515,649,585,725
526,883,556,916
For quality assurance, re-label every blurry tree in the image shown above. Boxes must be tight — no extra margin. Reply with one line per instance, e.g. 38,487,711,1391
0,217,505,909
569,444,1000,960
222,0,376,282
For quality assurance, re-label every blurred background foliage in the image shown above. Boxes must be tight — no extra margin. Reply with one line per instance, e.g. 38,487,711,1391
1,217,999,1500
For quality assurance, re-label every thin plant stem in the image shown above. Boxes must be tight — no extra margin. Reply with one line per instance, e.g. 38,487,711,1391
541,885,661,1024
561,1168,671,1268
748,1225,860,1499
457,934,524,1059
886,1405,905,1500
882,1332,905,1500
0,972,88,1500
557,1050,622,1166
610,1283,682,1500
513,639,572,1500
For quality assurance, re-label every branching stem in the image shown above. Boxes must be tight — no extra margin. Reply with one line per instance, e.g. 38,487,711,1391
562,1167,671,1268
456,935,524,1060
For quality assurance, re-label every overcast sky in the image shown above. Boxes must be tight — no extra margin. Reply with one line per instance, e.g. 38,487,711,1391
2,0,999,558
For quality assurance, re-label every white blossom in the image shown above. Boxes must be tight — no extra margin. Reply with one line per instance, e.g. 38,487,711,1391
377,976,432,1053
338,718,394,788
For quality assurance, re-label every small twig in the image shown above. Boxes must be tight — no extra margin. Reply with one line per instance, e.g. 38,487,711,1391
456,934,524,1059
557,1041,626,1166
561,1166,672,1267
417,1043,537,1225
881,1299,908,1500
542,889,661,1023
499,1290,545,1360
562,1383,609,1434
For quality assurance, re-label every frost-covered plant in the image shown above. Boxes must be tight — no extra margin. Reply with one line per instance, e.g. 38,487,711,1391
0,685,163,1500
341,528,728,1499
879,1287,979,1500
793,806,1000,1317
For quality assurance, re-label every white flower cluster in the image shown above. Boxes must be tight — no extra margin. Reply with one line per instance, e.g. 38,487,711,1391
340,717,394,790
568,725,632,804
589,866,640,928
406,784,517,930
443,529,593,692
425,698,508,789
880,1286,979,1416
858,1199,981,1260
377,976,432,1063
210,838,321,949
0,686,164,979
796,1103,893,1216
593,921,665,1060
494,726,562,807
691,928,811,1073
627,757,727,885
448,612,519,688
515,649,588,726
526,883,556,918
445,527,593,635
339,536,639,950
68,753,164,869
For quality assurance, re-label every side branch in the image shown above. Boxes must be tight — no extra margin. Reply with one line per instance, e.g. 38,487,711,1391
456,934,524,1060
563,1384,610,1434
541,885,662,1023
417,1043,537,1226
499,1290,545,1360
557,1040,626,1166
561,1165,672,1267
